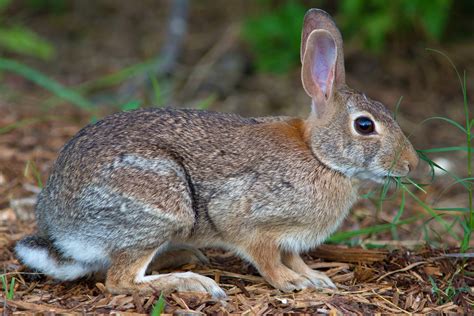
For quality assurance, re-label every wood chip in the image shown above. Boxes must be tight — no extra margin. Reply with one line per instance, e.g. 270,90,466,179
312,245,388,263
3,300,71,313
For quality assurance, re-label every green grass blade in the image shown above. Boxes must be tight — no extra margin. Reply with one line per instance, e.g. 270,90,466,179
149,73,164,107
195,94,217,110
418,150,436,181
328,216,420,243
419,116,466,134
393,189,406,224
404,177,427,194
379,177,393,201
78,60,156,93
151,292,166,316
445,177,474,186
0,58,93,110
43,59,158,108
434,207,470,212
433,177,474,205
418,150,469,189
120,100,141,112
7,277,15,300
400,183,460,241
461,70,473,242
460,219,471,252
427,48,473,248
0,117,42,135
426,49,464,90
393,96,403,120
24,160,43,188
360,191,376,199
419,146,474,153
1,275,6,293
391,189,406,240
0,26,54,60
1,275,14,300
428,276,441,303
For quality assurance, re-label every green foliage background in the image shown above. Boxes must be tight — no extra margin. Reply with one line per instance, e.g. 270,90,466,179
0,0,469,74
242,0,456,73
0,0,55,60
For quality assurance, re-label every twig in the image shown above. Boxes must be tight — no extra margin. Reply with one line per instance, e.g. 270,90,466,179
1,300,71,314
370,289,411,314
196,269,264,283
436,252,474,258
376,261,427,282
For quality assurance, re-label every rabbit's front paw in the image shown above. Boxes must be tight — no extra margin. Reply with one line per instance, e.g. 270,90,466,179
280,251,336,290
275,274,315,292
301,270,336,289
265,268,315,292
272,270,335,292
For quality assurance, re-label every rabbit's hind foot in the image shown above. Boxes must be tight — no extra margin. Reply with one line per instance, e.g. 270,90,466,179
105,248,226,299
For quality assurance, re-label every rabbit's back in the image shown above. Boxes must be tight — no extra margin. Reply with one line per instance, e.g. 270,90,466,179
45,108,265,189
59,108,259,162
35,109,260,240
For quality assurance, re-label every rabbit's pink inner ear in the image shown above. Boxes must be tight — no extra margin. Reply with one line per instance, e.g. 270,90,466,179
301,30,337,117
311,34,336,99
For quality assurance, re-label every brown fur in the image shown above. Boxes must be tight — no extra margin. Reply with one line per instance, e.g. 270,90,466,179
15,9,418,298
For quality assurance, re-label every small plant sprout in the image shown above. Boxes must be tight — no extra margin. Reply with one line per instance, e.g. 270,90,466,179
24,160,43,189
149,73,166,107
1,275,16,300
194,94,217,110
150,292,166,316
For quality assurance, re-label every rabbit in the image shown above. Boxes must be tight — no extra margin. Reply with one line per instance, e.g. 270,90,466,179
15,8,418,298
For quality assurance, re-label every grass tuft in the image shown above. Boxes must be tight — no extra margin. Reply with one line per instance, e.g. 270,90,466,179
1,275,15,300
150,292,166,316
24,160,43,189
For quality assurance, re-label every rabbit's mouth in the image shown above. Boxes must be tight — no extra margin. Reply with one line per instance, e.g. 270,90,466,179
355,169,406,184
373,175,390,184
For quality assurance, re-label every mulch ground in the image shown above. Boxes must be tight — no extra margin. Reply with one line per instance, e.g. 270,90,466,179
1,227,472,314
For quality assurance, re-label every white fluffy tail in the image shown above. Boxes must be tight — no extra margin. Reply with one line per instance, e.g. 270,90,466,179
15,235,91,281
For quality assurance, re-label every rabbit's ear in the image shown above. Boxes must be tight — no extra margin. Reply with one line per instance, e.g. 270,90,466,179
301,9,345,87
301,30,337,118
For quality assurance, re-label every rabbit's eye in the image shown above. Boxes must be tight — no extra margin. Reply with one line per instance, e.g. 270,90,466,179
354,116,375,135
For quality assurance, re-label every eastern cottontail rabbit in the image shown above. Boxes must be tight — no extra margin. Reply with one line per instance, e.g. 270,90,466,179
16,9,418,298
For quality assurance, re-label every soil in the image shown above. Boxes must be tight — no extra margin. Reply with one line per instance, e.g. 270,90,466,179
0,1,473,314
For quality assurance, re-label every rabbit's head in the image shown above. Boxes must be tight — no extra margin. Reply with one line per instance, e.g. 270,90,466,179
300,9,418,182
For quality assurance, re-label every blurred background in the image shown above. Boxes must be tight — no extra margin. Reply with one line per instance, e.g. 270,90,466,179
1,0,473,247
